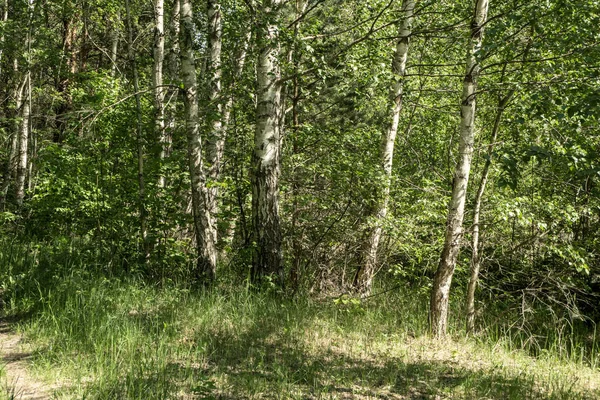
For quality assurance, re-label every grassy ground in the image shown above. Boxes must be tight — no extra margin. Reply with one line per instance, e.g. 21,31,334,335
1,277,597,399
1,239,599,399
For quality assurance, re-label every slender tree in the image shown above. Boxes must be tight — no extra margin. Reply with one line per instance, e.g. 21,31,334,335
205,0,223,243
160,0,180,183
0,69,26,209
353,0,416,296
430,0,489,337
153,0,166,187
465,89,513,333
15,72,30,206
0,0,7,79
109,17,120,77
180,0,217,281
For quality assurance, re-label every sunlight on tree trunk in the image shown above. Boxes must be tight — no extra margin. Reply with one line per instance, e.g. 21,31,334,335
430,0,489,338
354,0,416,296
251,0,285,285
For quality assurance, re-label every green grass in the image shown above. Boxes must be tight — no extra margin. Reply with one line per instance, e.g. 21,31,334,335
1,239,600,399
4,280,598,399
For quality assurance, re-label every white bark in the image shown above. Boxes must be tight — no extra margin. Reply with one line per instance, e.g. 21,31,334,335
465,90,512,333
430,0,489,338
0,0,7,79
206,0,223,242
0,72,26,208
251,0,285,283
180,0,217,280
109,19,119,77
153,0,166,188
159,0,180,187
354,0,416,295
15,74,30,206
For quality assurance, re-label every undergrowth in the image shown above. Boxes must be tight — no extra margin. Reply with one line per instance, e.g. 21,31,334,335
1,238,599,399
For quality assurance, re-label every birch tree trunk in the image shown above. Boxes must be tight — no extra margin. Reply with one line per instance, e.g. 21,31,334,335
465,90,512,333
159,0,180,185
180,0,217,281
153,0,166,188
125,0,150,261
109,19,119,77
0,72,26,209
0,0,7,79
251,0,285,284
430,0,489,338
205,0,223,243
353,0,416,296
15,73,30,206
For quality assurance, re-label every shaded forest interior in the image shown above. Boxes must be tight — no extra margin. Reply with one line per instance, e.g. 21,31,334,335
1,0,599,398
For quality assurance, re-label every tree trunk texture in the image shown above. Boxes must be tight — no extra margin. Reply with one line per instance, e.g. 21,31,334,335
0,0,7,79
465,90,512,333
153,0,166,189
205,0,223,244
109,19,119,77
251,0,285,285
353,0,416,296
180,0,217,281
159,0,180,187
430,0,489,338
0,72,26,209
15,73,30,206
125,0,150,261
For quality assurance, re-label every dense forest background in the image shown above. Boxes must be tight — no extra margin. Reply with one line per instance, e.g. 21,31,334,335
1,0,599,397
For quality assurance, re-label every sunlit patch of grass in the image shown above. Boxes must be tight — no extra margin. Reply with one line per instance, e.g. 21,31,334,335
2,238,600,399
10,277,598,399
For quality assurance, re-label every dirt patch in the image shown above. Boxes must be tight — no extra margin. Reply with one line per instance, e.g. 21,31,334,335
0,322,53,400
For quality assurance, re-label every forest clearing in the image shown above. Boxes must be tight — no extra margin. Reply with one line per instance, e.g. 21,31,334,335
1,0,599,397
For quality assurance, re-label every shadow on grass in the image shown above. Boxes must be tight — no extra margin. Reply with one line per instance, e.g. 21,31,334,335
16,291,600,400
192,312,598,400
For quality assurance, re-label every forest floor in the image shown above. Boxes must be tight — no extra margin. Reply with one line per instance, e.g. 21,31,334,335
0,321,55,400
1,282,600,399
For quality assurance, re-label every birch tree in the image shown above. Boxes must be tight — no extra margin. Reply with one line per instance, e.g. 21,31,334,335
159,0,180,185
0,68,25,209
15,72,30,206
430,0,489,337
205,0,222,242
353,0,416,296
0,0,7,79
465,89,512,333
153,0,166,188
251,0,285,284
180,0,217,281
